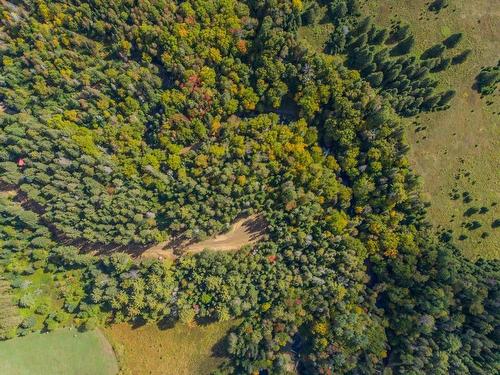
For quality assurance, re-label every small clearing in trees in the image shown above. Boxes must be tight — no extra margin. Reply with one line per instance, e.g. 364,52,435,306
141,214,267,260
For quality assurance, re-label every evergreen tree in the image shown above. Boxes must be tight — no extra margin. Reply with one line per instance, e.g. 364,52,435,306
391,24,410,42
429,0,450,12
443,32,463,48
391,35,415,56
438,90,456,106
452,49,472,65
367,71,384,87
431,57,452,72
475,65,500,95
371,28,388,45
421,43,446,59
330,1,348,20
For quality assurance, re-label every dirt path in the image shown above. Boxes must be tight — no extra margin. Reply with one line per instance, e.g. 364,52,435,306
141,214,266,260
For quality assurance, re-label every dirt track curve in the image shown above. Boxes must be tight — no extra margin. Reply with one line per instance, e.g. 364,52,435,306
141,214,267,260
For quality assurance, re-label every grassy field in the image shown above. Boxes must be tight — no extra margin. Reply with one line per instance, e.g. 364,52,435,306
104,321,235,375
0,328,118,375
298,5,334,51
362,0,500,259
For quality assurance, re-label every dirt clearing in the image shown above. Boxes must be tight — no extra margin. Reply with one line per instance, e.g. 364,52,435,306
141,214,267,260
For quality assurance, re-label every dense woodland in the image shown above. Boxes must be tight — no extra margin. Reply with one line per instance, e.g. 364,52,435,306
0,0,498,374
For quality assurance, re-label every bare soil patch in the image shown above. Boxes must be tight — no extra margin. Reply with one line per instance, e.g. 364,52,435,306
141,214,267,260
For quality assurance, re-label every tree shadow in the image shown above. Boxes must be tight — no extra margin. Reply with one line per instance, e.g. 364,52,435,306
129,317,147,330
211,332,229,359
156,316,176,331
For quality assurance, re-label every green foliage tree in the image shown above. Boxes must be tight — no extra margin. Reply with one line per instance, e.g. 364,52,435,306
429,0,450,12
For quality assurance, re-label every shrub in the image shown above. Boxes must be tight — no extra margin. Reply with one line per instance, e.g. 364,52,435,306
20,316,37,329
429,0,449,12
19,293,36,308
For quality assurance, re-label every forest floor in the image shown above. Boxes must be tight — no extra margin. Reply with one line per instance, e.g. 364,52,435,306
0,328,118,375
104,320,235,375
361,0,500,259
140,214,267,260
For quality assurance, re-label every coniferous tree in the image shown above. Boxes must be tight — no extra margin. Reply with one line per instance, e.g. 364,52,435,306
431,57,452,72
367,71,384,87
443,32,463,48
429,0,450,12
391,35,415,56
421,43,446,59
330,1,348,20
452,49,472,65
438,90,456,106
391,24,410,42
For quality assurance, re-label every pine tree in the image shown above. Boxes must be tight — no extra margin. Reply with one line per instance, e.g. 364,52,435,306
423,95,441,110
383,64,403,84
421,58,440,70
429,0,449,12
371,29,388,45
443,32,463,48
391,35,415,56
353,16,372,37
352,48,374,70
391,24,410,42
431,57,452,72
412,66,430,80
475,68,499,95
367,72,384,87
438,90,456,106
452,49,472,65
330,1,348,20
349,33,368,49
421,43,446,59
374,48,389,65
303,2,321,25
361,63,377,76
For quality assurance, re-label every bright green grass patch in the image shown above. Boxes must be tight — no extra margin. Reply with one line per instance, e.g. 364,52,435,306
105,320,236,375
0,328,118,375
361,0,500,259
297,22,334,52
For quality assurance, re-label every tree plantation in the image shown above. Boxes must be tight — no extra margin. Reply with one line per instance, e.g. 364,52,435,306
0,0,498,374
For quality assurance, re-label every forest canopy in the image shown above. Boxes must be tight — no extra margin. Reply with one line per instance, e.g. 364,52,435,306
0,0,498,374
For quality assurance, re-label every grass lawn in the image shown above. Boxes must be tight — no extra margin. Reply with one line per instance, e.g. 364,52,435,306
104,320,236,375
0,328,118,375
361,0,500,259
298,6,334,52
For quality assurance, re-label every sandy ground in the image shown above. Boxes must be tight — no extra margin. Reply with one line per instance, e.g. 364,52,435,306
141,214,266,260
